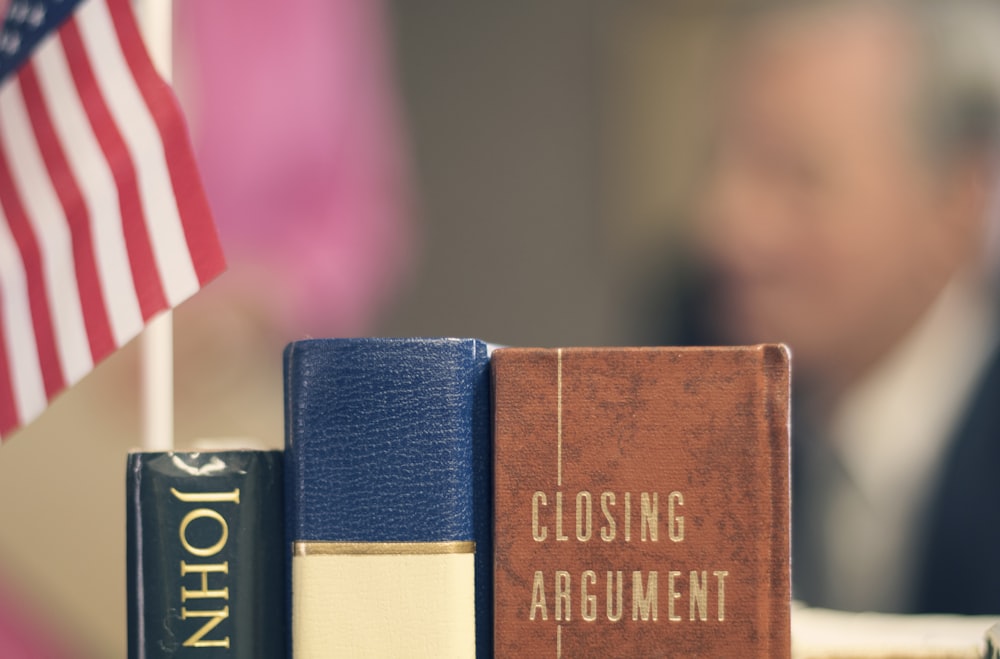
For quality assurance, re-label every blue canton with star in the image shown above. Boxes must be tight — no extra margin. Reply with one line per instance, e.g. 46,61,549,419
0,0,85,84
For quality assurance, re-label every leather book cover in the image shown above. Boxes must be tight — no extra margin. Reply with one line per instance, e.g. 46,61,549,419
492,345,790,658
126,450,285,658
283,338,491,658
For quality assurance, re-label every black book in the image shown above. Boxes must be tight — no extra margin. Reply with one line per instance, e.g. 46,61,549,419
127,450,284,658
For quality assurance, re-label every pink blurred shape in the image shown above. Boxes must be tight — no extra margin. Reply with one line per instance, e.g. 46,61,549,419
175,0,413,336
0,576,76,659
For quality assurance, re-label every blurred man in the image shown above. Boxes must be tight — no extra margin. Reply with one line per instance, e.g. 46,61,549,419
697,0,1000,613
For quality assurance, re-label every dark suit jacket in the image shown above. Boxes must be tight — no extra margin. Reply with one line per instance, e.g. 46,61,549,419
915,342,1000,614
788,342,1000,614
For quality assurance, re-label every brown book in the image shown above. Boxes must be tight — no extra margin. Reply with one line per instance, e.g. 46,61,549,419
492,345,791,658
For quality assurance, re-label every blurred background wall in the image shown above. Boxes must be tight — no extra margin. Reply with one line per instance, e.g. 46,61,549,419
0,1,727,655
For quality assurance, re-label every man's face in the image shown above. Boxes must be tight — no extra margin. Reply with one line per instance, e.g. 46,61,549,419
698,8,970,390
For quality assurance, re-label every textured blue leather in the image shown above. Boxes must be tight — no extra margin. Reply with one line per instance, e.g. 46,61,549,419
284,338,492,655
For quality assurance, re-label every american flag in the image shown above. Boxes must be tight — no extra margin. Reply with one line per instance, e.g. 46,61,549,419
0,0,225,440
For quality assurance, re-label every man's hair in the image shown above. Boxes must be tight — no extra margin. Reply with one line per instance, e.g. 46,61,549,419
901,1,1000,266
909,1,1000,166
736,0,1000,167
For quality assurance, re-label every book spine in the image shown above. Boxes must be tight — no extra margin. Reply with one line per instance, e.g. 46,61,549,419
126,450,285,659
283,338,491,658
492,345,790,658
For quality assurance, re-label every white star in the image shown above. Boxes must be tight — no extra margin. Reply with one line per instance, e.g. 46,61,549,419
8,2,28,24
26,4,44,27
0,31,21,56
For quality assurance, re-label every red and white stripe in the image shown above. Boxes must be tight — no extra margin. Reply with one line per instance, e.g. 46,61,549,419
0,0,225,439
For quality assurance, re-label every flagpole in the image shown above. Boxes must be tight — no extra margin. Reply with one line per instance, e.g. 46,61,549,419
137,0,174,453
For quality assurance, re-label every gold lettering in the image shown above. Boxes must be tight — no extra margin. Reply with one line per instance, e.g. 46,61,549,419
624,492,631,541
668,491,684,542
640,492,658,542
632,571,658,621
606,571,623,622
668,571,682,622
181,606,230,648
555,493,568,541
529,571,548,620
600,492,616,542
689,570,708,621
555,571,571,621
575,491,592,542
715,570,728,621
179,508,229,557
171,488,240,504
581,570,597,622
532,492,547,542
180,561,229,601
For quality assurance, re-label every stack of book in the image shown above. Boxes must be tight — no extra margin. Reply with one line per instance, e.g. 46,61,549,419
125,337,998,658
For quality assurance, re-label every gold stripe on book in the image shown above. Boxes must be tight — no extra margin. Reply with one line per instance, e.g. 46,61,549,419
293,541,475,556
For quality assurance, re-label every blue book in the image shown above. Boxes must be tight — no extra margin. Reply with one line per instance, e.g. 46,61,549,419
283,338,491,658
